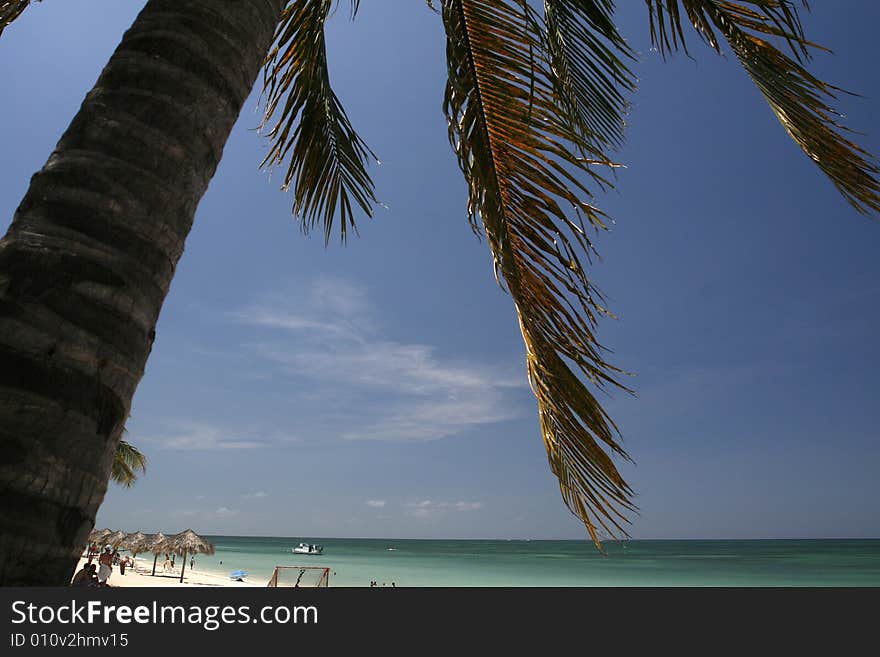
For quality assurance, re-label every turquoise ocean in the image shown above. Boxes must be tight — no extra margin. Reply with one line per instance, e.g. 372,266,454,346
187,537,880,587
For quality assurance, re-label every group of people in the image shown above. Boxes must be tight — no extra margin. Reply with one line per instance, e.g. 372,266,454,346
73,545,116,587
72,544,136,587
160,555,195,572
70,563,100,587
370,580,396,587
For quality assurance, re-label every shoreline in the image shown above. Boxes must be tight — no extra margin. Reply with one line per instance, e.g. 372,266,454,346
72,556,262,588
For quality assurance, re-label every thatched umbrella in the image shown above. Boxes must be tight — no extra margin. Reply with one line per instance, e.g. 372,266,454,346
88,527,112,544
85,527,112,561
121,531,149,563
166,529,215,583
144,532,169,576
105,530,128,548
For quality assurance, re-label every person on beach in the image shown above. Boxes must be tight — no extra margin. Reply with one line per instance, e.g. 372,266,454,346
74,563,99,587
119,556,127,575
71,564,93,587
190,556,194,570
162,555,171,572
97,545,113,585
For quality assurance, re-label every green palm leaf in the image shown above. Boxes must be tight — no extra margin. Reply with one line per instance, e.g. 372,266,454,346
111,440,147,489
260,0,377,243
442,0,636,546
644,0,880,214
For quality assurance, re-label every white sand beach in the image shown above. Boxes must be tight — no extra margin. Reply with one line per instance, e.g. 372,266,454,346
71,556,262,588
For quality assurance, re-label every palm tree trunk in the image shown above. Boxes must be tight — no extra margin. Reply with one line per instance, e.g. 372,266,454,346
0,0,283,585
178,549,188,583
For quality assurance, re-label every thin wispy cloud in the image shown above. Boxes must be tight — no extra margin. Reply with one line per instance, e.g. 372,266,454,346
252,341,521,393
137,422,299,451
341,396,518,442
230,278,372,345
233,277,526,442
242,491,268,499
452,502,483,512
171,506,239,520
365,500,386,508
405,500,483,519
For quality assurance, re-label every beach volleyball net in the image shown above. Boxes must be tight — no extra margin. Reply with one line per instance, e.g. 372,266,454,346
267,566,330,588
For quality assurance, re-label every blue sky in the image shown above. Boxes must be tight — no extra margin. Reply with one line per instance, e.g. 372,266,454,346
1,1,878,540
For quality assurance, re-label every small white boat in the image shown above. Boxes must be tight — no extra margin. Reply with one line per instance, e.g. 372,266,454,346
293,542,323,555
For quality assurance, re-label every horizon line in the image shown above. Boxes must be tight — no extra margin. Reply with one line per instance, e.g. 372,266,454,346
101,532,880,542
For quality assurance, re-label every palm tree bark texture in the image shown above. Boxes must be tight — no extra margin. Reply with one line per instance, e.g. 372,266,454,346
0,0,284,585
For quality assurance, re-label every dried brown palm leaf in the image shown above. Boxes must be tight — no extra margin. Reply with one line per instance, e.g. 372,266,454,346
260,0,377,243
644,0,880,214
542,0,636,152
0,0,36,37
442,0,636,546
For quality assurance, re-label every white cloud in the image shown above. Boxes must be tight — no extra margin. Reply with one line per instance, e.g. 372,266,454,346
341,395,519,442
242,492,268,499
234,279,526,443
173,507,239,520
405,500,483,518
256,341,521,394
365,500,386,508
137,423,300,451
309,278,372,318
233,309,361,343
231,277,371,344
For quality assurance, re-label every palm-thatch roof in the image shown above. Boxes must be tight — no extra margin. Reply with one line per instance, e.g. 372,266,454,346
165,529,215,557
144,532,170,555
121,531,149,553
104,530,128,548
165,529,215,583
143,532,170,577
88,527,113,544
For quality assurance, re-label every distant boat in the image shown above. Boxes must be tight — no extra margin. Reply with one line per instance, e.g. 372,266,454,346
293,542,323,555
386,547,397,551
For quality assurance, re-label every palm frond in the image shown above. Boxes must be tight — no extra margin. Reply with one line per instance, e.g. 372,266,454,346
645,0,880,214
111,440,147,488
260,0,377,243
542,0,636,152
442,0,636,546
0,0,36,37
